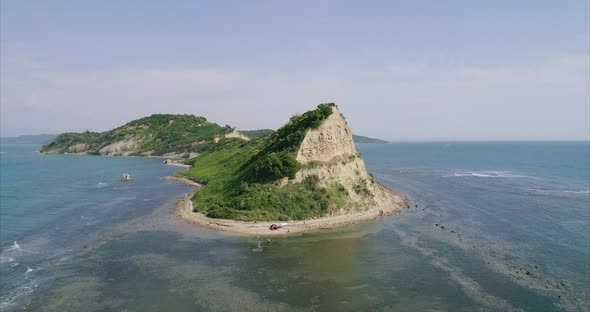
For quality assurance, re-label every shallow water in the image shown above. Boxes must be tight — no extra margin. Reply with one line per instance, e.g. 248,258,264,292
1,142,588,311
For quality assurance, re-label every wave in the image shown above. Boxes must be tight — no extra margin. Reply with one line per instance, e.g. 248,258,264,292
95,182,109,188
449,171,526,178
562,189,590,194
0,256,14,264
116,196,137,201
527,188,590,196
0,282,38,311
4,241,20,252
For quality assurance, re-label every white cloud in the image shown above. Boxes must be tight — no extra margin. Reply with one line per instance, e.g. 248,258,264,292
1,55,588,140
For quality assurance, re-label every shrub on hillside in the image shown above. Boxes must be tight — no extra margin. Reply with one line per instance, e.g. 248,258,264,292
247,152,301,182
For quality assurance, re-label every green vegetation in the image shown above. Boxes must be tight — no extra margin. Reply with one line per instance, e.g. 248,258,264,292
178,137,348,221
41,114,230,155
239,129,274,140
301,154,358,170
353,178,372,197
41,131,102,153
241,130,386,145
39,118,385,156
120,114,229,151
241,103,335,183
245,152,301,182
252,104,334,158
368,172,375,184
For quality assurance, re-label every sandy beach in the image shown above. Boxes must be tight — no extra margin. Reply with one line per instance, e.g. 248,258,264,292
168,176,409,236
164,162,191,168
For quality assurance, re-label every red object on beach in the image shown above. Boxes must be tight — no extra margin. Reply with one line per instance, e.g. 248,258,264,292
269,224,278,230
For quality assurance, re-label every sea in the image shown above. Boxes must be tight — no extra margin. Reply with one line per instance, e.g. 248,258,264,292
0,142,588,311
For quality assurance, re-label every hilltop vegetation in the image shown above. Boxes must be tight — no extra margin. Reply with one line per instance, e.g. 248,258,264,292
121,114,229,151
239,129,274,140
242,129,387,144
241,103,334,183
41,114,232,156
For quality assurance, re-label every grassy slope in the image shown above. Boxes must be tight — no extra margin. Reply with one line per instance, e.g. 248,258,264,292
178,104,351,221
239,129,274,140
42,114,229,155
178,139,348,221
239,103,335,183
241,131,387,144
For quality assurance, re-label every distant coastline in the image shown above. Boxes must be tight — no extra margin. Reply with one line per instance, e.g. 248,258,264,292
0,134,57,145
352,134,388,143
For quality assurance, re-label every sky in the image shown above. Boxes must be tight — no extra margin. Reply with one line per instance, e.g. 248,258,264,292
1,0,589,141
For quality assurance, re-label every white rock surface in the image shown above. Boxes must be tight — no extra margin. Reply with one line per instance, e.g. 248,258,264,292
292,106,391,210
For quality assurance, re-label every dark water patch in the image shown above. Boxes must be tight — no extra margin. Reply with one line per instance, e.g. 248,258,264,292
20,230,234,311
404,232,562,311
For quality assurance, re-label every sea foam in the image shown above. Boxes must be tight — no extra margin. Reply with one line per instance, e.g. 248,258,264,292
0,282,38,310
450,171,526,178
0,256,14,264
5,241,20,251
95,182,109,188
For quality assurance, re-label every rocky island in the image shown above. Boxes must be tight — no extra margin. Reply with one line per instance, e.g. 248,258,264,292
42,103,406,235
174,104,407,235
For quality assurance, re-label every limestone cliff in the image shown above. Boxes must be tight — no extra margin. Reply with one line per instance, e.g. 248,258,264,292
291,106,398,211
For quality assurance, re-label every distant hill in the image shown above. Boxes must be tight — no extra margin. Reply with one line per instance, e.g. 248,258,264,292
242,129,387,144
240,129,274,140
352,134,388,143
41,114,249,158
1,134,58,145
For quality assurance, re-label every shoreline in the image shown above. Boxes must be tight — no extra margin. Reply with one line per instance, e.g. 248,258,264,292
40,150,189,160
164,162,191,168
168,176,410,236
41,150,410,236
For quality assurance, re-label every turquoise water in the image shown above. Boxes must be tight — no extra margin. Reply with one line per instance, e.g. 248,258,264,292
0,142,588,311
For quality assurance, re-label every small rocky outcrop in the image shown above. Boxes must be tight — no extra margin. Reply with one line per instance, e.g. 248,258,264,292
99,138,141,156
224,130,251,141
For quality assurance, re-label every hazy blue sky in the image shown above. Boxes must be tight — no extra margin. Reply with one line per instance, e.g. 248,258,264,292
1,0,589,140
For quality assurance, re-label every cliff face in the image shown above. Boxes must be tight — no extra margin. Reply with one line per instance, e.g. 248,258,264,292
292,107,393,210
295,108,357,163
